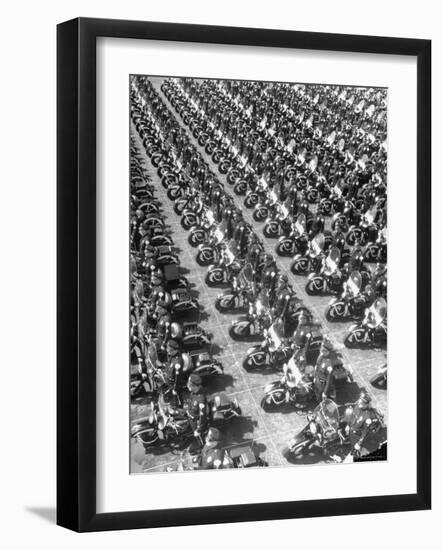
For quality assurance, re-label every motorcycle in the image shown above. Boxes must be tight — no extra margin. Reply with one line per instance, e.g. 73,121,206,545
260,356,314,410
215,263,256,313
290,230,325,274
170,287,199,317
275,214,309,257
286,399,347,459
187,208,216,247
363,228,387,264
263,202,291,239
305,246,344,296
181,200,204,230
344,297,387,348
205,242,242,287
229,290,272,341
242,325,293,371
167,321,212,350
195,224,226,266
253,188,278,222
325,270,369,322
187,348,224,378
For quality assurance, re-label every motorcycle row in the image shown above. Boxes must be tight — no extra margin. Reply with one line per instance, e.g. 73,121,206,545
161,77,388,350
130,74,387,465
130,137,254,467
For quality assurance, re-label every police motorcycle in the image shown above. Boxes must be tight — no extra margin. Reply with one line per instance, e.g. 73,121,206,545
187,207,216,247
205,240,243,287
215,262,257,313
363,226,387,264
164,321,212,351
344,297,387,348
164,441,267,471
229,289,273,341
243,176,269,209
345,202,378,245
260,355,315,410
285,399,348,459
180,195,205,230
138,227,173,248
195,220,227,266
186,348,225,378
370,363,387,389
141,243,179,268
305,246,344,296
242,323,294,371
138,211,166,233
276,213,309,257
262,199,291,239
325,270,370,322
167,285,198,316
172,185,201,215
253,185,279,222
290,232,326,276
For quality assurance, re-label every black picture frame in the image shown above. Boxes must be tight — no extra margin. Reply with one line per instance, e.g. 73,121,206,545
57,17,431,532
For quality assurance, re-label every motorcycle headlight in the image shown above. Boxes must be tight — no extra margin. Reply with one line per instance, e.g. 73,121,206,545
309,422,317,434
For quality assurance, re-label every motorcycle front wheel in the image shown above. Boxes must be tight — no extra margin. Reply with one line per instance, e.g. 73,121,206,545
215,295,235,313
233,180,247,195
263,222,279,239
260,390,286,411
229,322,251,341
188,229,205,247
325,301,347,322
291,257,309,275
196,248,215,266
276,239,294,257
181,214,198,230
306,276,325,295
344,327,368,348
242,352,267,371
244,194,258,209
253,207,268,222
205,268,225,287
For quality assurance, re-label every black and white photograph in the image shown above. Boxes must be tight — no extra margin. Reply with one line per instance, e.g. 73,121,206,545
129,75,388,473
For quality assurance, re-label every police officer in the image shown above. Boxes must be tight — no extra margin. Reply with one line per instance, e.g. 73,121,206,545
186,374,209,451
344,392,381,455
313,336,338,401
199,427,233,470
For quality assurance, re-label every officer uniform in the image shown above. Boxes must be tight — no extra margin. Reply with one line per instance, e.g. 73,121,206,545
313,357,336,401
186,374,208,438
346,396,379,450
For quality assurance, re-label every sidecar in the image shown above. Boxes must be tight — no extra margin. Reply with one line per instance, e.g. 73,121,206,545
170,287,199,316
188,349,224,377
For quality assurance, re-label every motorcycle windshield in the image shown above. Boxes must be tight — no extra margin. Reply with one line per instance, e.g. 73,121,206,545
238,262,254,284
348,271,362,296
326,246,341,270
224,241,236,264
255,289,271,314
314,399,340,433
370,297,387,326
268,324,283,347
205,209,215,226
311,232,325,255
295,213,306,235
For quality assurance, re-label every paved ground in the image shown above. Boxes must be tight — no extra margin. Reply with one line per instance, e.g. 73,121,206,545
130,77,387,473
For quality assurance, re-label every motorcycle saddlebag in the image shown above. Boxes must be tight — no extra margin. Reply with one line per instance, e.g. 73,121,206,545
163,263,180,282
229,444,258,467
